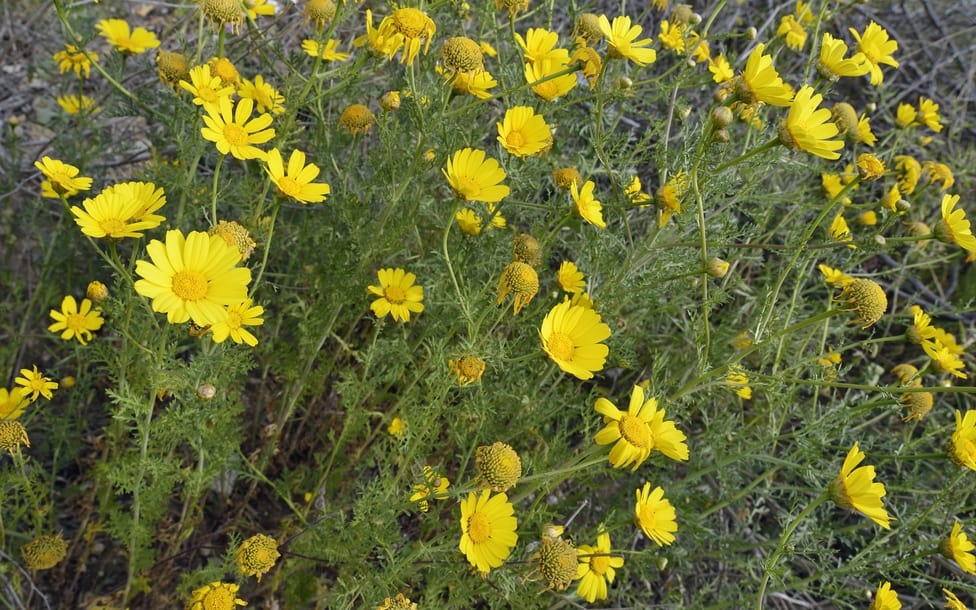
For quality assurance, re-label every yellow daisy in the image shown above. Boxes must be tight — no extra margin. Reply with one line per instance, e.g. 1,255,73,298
574,529,624,603
367,268,424,323
849,21,899,86
557,261,585,294
737,42,793,106
594,384,689,470
235,533,280,582
455,208,483,235
70,183,166,239
57,94,97,115
776,15,807,50
937,194,976,254
952,410,976,471
942,521,976,575
0,388,31,420
458,489,518,575
598,15,657,66
53,44,97,78
48,295,104,346
634,482,678,546
829,442,891,529
377,7,436,66
443,148,509,203
238,75,285,115
186,581,247,610
539,299,611,380
515,27,565,66
944,589,970,610
201,97,275,161
571,179,606,228
302,39,351,62
96,19,160,55
34,156,92,197
779,85,844,160
210,299,264,346
868,581,900,610
134,229,251,326
496,106,552,158
14,365,58,402
816,32,868,80
524,58,577,101
264,148,331,203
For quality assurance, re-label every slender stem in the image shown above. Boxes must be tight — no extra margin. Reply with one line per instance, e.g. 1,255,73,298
755,492,829,609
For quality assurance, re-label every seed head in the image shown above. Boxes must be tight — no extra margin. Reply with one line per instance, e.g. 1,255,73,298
476,441,521,492
497,262,539,315
512,233,542,267
840,279,887,328
532,535,578,591
21,534,67,570
439,37,484,73
236,534,280,581
0,420,29,455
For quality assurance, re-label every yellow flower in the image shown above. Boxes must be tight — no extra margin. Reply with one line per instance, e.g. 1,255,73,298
441,66,498,99
937,194,976,254
944,589,970,610
185,581,247,610
839,278,887,328
539,300,611,380
725,367,752,399
304,0,336,28
0,387,30,420
476,441,522,492
210,299,264,346
245,0,275,20
57,94,97,115
572,42,602,89
337,103,375,136
134,229,251,326
201,97,275,160
15,365,58,402
496,106,552,158
439,36,484,73
302,39,351,62
199,0,245,32
34,156,92,197
571,179,606,228
515,28,565,66
829,442,891,529
656,170,688,227
658,19,685,53
817,264,853,288
156,50,190,88
524,58,577,101
856,113,876,146
923,161,954,191
531,531,578,592
776,15,807,50
367,268,424,323
96,19,160,54
458,489,518,574
894,155,921,194
594,385,689,470
449,356,486,386
264,148,331,204
238,75,285,115
952,410,976,471
48,295,103,346
737,43,793,106
70,182,166,239
53,44,97,78
816,32,868,80
208,220,256,261
634,482,677,546
0,420,29,454
387,417,405,437
497,261,539,315
236,534,280,581
779,85,843,160
598,15,656,66
552,167,582,190
354,9,403,57
574,529,624,602
376,593,417,610
557,261,585,294
849,21,899,86
708,54,733,83
942,521,976,575
377,7,436,66
624,176,651,205
917,97,943,132
443,148,509,203
856,153,885,181
868,581,901,610
455,208,482,235
409,465,450,511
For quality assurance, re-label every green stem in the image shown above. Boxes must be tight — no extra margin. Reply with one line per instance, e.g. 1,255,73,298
755,492,829,609
713,138,780,174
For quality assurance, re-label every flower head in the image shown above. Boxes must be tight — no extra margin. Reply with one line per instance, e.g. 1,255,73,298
540,300,611,380
531,533,577,591
0,388,30,420
625,176,652,205
48,295,103,346
34,157,92,198
942,521,976,575
952,410,976,471
817,32,868,80
439,36,484,73
236,534,280,581
302,39,351,62
134,229,251,327
829,442,891,529
443,148,509,203
552,167,582,190
656,171,687,227
304,0,336,28
20,534,67,570
737,43,793,106
449,356,486,386
574,529,624,602
265,148,330,203
476,441,522,492
201,97,275,160
376,593,417,610
849,21,899,86
409,465,450,512
211,299,264,346
557,261,585,294
96,19,160,54
443,67,498,98
497,106,552,158
156,50,190,88
378,8,436,66
944,589,970,610
598,15,657,66
839,278,887,329
186,581,247,610
455,208,483,235
337,104,375,136
367,268,424,323
512,233,541,267
70,182,166,239
936,194,976,254
53,45,97,78
571,179,606,228
15,365,58,402
0,420,30,455
868,581,901,610
459,489,518,574
199,0,244,32
525,58,577,101
779,85,844,160
57,94,98,115
594,385,689,470
634,483,677,545
497,261,539,315
238,75,285,115
208,220,256,261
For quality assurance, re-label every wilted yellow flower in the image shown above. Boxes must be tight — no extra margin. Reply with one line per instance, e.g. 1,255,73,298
531,533,577,591
0,419,30,454
53,44,97,78
838,278,887,328
497,262,539,315
449,355,486,386
20,534,67,570
409,465,450,511
186,581,247,610
236,534,280,581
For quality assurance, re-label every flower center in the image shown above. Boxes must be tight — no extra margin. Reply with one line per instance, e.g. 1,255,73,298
99,218,128,236
393,9,427,37
222,122,249,147
171,270,209,301
226,310,243,329
384,285,407,304
506,130,526,149
66,313,87,332
202,587,234,609
455,176,481,199
619,414,652,449
639,505,657,530
277,177,301,198
546,332,575,361
590,554,610,575
198,86,221,104
467,511,491,544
